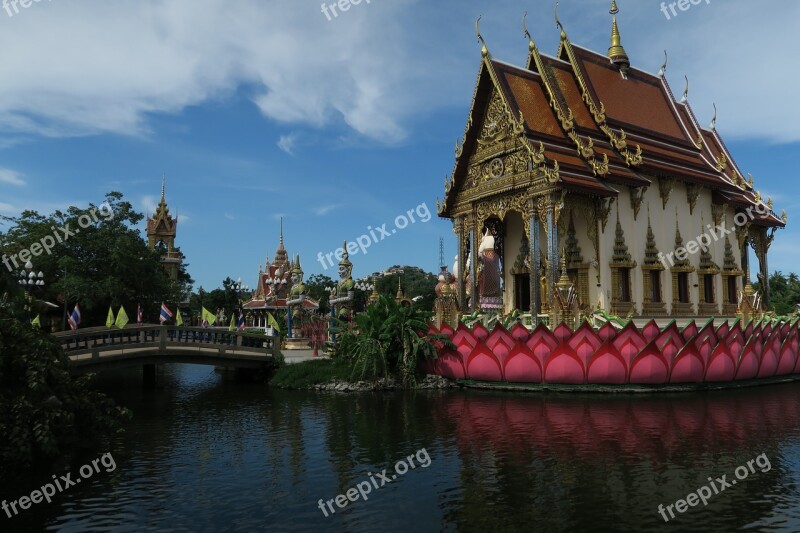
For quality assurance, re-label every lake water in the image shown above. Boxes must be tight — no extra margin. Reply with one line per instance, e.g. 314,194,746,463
4,364,800,532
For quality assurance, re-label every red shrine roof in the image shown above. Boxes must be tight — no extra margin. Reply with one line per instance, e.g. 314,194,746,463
441,24,785,229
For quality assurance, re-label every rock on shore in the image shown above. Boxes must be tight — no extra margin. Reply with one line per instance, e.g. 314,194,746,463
312,374,457,392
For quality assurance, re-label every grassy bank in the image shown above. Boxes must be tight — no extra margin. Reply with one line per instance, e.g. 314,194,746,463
270,359,353,389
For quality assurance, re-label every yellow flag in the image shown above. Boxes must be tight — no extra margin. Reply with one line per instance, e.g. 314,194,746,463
229,315,236,331
176,311,183,326
106,307,115,328
115,306,129,329
267,312,281,332
202,307,216,326
31,315,41,328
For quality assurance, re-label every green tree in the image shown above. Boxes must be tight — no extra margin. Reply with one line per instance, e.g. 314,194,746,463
307,274,335,314
0,271,129,474
763,272,800,315
0,192,193,328
333,295,448,386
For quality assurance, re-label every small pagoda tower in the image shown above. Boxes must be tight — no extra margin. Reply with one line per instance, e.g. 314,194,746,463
147,176,182,281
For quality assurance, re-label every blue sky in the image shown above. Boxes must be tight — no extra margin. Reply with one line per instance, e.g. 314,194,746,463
0,0,798,290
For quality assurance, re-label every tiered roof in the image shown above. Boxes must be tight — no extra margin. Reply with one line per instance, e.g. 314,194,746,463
440,5,784,229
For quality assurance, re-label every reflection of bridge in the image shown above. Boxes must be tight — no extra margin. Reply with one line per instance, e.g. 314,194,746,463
54,325,280,375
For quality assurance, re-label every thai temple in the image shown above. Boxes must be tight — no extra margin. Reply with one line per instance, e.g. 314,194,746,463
437,2,786,325
147,176,183,281
243,220,319,329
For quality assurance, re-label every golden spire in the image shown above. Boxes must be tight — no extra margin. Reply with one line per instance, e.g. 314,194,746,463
160,174,166,204
608,1,629,74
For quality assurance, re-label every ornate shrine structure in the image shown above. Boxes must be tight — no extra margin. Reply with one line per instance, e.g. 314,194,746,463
146,177,183,281
437,2,786,324
243,221,318,329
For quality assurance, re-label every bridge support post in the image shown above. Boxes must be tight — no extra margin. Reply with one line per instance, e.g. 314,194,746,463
143,364,158,389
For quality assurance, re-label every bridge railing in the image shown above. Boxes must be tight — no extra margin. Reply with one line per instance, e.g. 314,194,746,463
53,325,279,357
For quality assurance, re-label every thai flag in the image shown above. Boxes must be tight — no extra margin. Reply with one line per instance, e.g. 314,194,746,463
236,312,246,332
68,304,81,331
159,303,173,324
137,304,143,325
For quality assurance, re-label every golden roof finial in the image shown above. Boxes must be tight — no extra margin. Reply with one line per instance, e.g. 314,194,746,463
709,103,717,130
475,16,488,58
607,1,629,74
523,11,535,53
657,50,668,77
160,174,166,203
554,1,566,40
681,76,689,102
781,210,788,224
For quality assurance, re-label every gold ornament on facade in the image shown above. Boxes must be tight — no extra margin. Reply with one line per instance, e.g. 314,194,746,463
623,143,644,166
754,190,761,203
782,210,788,224
767,197,774,211
531,141,546,165
659,177,674,209
630,186,646,221
716,153,728,172
712,203,727,227
489,157,504,178
597,197,615,233
686,183,699,215
542,160,561,184
748,174,755,189
590,153,610,177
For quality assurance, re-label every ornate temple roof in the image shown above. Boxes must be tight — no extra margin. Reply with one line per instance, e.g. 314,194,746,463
243,222,319,312
440,4,784,229
147,176,178,236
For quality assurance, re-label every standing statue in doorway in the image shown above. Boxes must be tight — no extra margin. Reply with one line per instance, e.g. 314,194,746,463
478,229,502,310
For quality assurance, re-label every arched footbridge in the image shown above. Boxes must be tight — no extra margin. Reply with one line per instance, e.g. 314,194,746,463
54,325,280,374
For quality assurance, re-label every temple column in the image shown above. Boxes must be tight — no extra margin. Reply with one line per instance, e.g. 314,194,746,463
470,207,479,312
529,199,541,325
546,197,560,305
753,228,773,308
454,217,467,312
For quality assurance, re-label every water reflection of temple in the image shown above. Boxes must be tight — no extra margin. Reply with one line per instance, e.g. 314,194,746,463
429,383,800,531
242,221,318,329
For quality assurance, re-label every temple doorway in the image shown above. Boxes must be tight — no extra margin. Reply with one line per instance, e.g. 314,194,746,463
514,274,530,311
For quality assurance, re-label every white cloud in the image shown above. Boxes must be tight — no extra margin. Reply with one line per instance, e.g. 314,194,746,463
0,167,25,186
141,195,157,217
312,204,343,216
277,132,299,155
224,213,235,220
0,0,795,146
